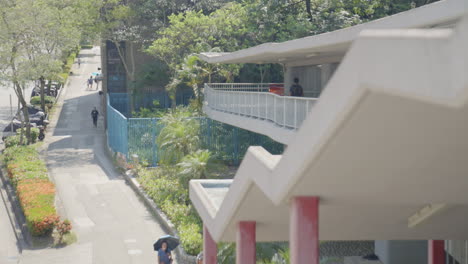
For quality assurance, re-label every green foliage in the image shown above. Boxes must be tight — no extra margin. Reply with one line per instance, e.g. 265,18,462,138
3,145,48,186
2,145,59,236
157,107,200,165
16,128,40,144
30,96,55,107
4,135,21,148
138,166,203,255
80,45,93,49
55,219,72,244
131,100,169,118
178,222,202,255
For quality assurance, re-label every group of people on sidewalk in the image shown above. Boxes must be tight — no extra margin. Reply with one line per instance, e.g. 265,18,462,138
87,75,101,90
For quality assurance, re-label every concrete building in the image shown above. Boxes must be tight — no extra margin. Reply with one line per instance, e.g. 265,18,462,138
189,0,468,263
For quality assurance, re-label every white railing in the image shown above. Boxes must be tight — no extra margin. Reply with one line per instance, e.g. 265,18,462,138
446,240,468,264
208,83,283,92
204,83,318,130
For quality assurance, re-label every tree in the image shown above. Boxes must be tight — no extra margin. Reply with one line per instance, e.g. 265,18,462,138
0,0,98,143
147,3,248,105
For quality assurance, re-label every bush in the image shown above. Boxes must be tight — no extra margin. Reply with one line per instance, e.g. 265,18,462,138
138,165,203,255
56,219,72,244
4,135,21,148
2,145,59,236
30,96,55,108
15,127,40,144
178,222,202,255
18,180,58,236
81,45,93,49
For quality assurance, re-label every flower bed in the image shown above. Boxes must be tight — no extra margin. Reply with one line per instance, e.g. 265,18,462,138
3,145,59,236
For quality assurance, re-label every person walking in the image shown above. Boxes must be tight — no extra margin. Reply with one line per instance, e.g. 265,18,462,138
77,58,81,68
91,107,99,127
87,76,94,90
157,241,173,264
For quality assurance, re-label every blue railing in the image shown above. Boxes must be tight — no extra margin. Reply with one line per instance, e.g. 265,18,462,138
109,90,194,117
107,94,284,166
107,95,128,156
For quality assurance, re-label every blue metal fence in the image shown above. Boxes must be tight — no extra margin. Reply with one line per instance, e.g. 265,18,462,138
107,94,284,166
109,90,194,117
107,95,128,156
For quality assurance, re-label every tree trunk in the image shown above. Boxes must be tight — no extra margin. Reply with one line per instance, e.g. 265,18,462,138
47,80,51,99
40,76,46,112
305,0,312,21
13,81,31,144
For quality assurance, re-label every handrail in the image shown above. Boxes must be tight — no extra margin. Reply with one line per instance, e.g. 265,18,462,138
204,83,318,129
208,83,283,92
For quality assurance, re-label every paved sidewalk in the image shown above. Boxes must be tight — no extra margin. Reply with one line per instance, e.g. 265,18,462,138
0,176,21,264
19,47,168,264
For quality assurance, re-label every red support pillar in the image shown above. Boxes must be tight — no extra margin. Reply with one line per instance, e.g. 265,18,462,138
203,225,217,264
290,196,319,264
428,240,445,264
236,221,256,264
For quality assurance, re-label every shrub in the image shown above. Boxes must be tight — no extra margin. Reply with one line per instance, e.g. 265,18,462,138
4,145,48,186
56,219,72,244
178,222,202,255
17,180,58,236
2,145,59,237
16,127,40,143
4,135,21,148
30,96,55,108
81,45,93,49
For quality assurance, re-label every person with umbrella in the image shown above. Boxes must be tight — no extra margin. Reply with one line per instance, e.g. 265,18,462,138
157,241,172,264
154,235,179,264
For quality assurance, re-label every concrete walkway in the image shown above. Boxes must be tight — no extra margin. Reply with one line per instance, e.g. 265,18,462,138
0,177,21,263
19,47,168,264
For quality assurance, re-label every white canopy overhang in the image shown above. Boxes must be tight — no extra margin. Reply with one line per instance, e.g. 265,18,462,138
199,0,464,66
190,13,468,242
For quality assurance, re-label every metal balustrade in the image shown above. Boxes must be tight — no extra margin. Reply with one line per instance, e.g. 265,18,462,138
446,240,468,264
208,83,281,92
204,83,318,130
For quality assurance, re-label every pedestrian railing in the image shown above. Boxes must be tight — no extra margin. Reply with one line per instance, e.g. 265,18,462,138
445,240,468,264
107,95,128,156
106,94,284,166
204,83,318,129
208,83,281,92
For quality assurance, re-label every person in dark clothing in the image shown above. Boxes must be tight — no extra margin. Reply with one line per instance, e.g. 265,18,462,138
87,76,94,89
289,77,304,96
157,241,172,264
91,107,99,127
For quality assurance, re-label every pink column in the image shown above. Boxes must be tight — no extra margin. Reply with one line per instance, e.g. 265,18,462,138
428,240,445,264
203,225,217,264
236,221,256,264
290,196,319,264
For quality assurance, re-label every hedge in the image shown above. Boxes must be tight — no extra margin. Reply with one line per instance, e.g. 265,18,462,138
3,145,58,236
138,168,202,255
30,96,55,108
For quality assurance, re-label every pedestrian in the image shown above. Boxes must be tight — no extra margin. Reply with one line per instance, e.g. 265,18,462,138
196,252,203,264
289,77,304,97
94,75,100,90
157,241,173,264
87,76,94,89
77,58,81,68
91,107,99,127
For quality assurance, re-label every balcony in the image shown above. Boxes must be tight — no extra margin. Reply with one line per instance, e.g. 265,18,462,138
203,83,318,144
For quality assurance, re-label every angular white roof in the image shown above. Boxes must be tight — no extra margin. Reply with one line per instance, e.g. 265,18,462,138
199,0,465,66
191,14,468,242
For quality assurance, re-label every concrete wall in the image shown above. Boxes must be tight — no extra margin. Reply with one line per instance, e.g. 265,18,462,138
375,240,427,264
